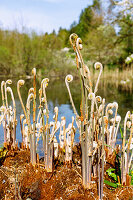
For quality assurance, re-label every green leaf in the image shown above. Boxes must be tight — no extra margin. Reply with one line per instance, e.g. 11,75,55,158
129,170,133,185
62,148,65,153
106,168,115,173
106,168,118,181
0,147,8,160
104,144,116,151
110,173,118,181
104,180,118,188
120,126,123,140
116,183,121,187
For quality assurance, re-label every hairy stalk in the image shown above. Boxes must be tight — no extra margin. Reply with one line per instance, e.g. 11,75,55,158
4,80,12,110
121,111,131,184
20,114,24,143
99,99,105,200
65,75,80,129
48,107,60,171
111,103,118,142
32,68,37,165
65,116,75,163
59,116,66,149
42,78,50,170
69,33,93,188
22,119,27,147
1,81,7,144
17,80,28,122
4,80,12,142
112,116,121,149
88,93,95,188
126,114,133,174
7,87,17,146
105,103,114,149
1,81,5,106
76,37,88,187
0,106,7,144
94,63,103,94
40,82,46,162
17,80,31,150
26,93,34,163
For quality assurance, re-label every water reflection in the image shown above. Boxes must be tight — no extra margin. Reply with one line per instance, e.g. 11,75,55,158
0,77,132,155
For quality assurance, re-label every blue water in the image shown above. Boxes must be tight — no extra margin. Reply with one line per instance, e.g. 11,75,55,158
0,77,132,156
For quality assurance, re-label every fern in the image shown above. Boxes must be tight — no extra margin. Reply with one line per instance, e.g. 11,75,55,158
120,126,123,140
106,168,118,181
129,170,133,185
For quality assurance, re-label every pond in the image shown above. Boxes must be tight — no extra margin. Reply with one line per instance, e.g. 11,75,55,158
0,76,133,157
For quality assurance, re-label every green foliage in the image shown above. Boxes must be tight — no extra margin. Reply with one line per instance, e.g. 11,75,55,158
115,152,121,183
105,148,121,186
129,170,133,185
69,1,103,40
0,147,8,164
77,7,93,37
104,180,118,188
105,167,121,188
0,46,12,74
120,126,123,140
0,0,132,75
58,28,69,47
0,46,10,60
118,14,133,56
106,168,118,181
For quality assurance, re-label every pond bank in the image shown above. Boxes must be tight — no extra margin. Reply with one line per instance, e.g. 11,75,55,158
0,145,133,200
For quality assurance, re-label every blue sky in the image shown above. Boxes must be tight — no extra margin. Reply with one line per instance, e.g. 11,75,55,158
0,0,93,34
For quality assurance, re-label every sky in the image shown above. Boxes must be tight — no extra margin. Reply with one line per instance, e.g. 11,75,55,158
0,0,93,34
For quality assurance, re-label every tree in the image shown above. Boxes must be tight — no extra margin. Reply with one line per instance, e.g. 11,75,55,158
69,0,103,39
57,28,69,47
84,24,119,65
117,14,133,56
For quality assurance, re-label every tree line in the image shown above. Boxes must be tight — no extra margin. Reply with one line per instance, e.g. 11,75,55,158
0,0,132,76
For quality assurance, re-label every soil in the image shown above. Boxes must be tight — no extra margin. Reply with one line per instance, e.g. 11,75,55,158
0,145,132,200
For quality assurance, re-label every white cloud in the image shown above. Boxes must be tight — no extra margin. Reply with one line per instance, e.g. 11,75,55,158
32,0,65,3
0,0,89,34
37,0,65,2
0,6,58,33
